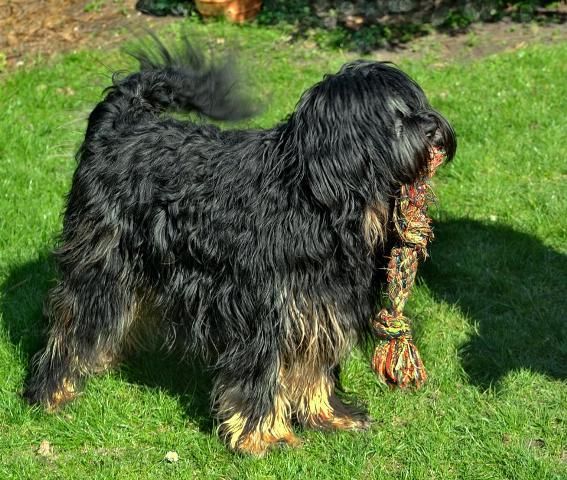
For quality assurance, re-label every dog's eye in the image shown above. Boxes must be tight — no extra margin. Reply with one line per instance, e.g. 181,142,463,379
419,115,439,139
424,123,437,138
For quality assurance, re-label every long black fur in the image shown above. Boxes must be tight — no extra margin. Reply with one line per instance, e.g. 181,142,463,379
25,35,456,452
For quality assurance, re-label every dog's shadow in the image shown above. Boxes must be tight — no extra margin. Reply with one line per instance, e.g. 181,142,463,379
420,218,567,388
1,218,565,423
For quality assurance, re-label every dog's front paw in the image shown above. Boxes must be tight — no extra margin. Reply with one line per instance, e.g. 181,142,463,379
236,430,302,457
307,410,372,431
302,396,372,431
220,412,300,457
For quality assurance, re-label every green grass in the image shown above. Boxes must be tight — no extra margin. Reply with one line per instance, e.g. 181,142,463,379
1,20,566,480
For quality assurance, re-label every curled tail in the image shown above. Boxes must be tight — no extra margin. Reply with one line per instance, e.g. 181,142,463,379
85,34,257,139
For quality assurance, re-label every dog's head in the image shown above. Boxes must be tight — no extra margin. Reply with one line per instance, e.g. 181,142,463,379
283,61,456,209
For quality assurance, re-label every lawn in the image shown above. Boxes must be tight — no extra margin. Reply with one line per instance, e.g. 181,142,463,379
0,18,566,480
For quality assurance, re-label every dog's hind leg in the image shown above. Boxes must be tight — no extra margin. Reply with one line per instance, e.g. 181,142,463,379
24,268,139,411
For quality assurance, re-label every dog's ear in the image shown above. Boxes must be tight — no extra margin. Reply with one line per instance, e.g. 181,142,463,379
284,74,387,210
282,63,456,210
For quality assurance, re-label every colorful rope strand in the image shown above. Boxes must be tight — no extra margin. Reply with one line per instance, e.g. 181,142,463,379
371,148,446,388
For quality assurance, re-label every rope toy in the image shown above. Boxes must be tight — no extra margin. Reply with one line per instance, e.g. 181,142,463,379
371,147,446,388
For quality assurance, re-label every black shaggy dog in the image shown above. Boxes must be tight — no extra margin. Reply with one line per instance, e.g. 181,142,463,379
25,37,456,455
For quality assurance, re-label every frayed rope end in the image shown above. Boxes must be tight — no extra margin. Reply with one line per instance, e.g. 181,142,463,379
371,310,427,388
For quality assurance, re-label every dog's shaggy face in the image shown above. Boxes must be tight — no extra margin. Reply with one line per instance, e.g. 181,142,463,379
290,60,455,199
25,39,456,456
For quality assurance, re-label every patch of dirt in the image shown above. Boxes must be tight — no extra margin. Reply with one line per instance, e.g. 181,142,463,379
1,1,566,71
372,20,567,64
0,0,174,69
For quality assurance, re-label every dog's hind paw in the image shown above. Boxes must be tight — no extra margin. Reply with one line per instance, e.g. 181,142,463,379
24,378,78,412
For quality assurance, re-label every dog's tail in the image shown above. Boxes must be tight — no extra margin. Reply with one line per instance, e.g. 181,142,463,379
85,34,256,137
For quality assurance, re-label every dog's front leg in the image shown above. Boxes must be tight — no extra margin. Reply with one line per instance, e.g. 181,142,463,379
213,335,299,456
284,366,371,431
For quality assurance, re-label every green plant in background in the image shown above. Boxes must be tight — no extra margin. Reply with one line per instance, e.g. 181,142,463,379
441,9,476,31
136,0,193,16
255,0,312,25
84,0,107,13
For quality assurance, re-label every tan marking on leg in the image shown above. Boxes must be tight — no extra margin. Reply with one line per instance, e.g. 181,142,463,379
285,296,352,374
281,290,368,430
91,351,118,374
218,388,299,456
46,378,77,412
283,367,370,431
43,289,152,412
121,292,162,354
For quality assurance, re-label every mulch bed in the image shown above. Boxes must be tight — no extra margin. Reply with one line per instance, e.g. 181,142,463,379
0,0,171,69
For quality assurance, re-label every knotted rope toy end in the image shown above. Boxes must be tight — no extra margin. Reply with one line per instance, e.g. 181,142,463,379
371,147,446,389
372,311,428,388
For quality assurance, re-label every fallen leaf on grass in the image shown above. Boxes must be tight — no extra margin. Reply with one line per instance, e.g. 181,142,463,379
37,439,53,457
164,450,179,463
526,438,546,449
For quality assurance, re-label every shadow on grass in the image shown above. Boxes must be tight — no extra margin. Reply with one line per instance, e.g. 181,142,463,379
1,218,565,420
118,351,214,431
0,253,212,431
421,218,567,388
